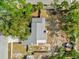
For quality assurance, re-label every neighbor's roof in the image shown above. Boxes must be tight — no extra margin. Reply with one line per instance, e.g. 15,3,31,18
27,0,79,5
27,0,53,4
0,35,8,59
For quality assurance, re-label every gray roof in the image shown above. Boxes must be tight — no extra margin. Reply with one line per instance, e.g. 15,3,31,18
23,17,47,45
27,0,53,4
0,35,8,59
27,0,76,5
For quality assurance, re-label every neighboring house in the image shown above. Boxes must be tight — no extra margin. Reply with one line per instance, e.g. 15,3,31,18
0,35,8,59
26,0,75,9
23,17,47,45
27,0,53,5
27,0,75,5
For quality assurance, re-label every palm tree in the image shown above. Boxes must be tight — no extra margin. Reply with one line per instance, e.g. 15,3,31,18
37,2,43,17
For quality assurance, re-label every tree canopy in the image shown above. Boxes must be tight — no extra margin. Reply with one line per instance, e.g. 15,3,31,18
49,49,79,59
37,2,43,10
61,1,79,40
48,0,79,59
0,0,33,40
51,0,79,41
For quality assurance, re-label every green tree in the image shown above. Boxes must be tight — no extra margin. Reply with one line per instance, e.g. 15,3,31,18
61,0,69,10
37,2,43,10
70,0,79,10
48,0,79,59
37,2,43,17
61,1,79,41
48,47,66,59
49,49,79,59
0,0,33,40
71,50,79,59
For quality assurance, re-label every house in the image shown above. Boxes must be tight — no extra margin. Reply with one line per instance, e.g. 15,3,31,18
23,17,47,45
0,35,8,59
27,0,75,5
27,0,53,5
22,17,51,59
26,0,75,9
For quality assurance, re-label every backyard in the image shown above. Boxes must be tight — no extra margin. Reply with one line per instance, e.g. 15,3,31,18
1,0,79,59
